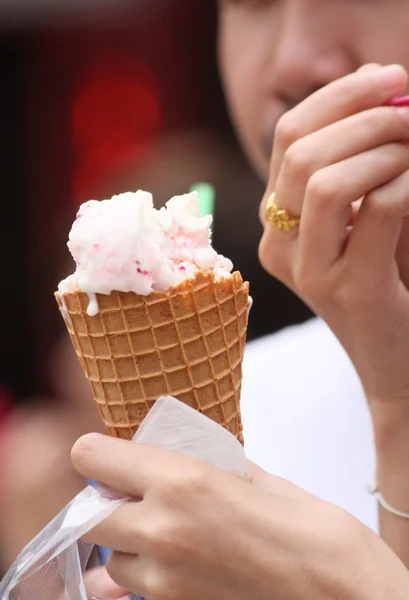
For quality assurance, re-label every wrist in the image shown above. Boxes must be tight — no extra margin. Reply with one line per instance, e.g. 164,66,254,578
368,399,409,569
370,399,409,462
369,400,409,512
369,396,409,441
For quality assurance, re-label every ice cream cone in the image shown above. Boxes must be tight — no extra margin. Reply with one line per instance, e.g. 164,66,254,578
55,271,249,444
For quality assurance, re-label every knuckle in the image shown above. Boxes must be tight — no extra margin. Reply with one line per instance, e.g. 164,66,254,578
125,509,150,546
141,514,182,558
162,460,209,499
138,513,161,545
144,567,180,600
364,189,395,220
275,111,299,149
70,433,101,469
105,552,127,590
306,170,339,207
283,139,311,179
146,575,168,600
258,235,292,284
292,255,336,303
183,460,211,490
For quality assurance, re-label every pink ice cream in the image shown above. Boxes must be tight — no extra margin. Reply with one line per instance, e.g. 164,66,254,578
58,190,233,316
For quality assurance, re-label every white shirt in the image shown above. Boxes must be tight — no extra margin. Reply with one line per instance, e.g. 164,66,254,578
241,318,378,531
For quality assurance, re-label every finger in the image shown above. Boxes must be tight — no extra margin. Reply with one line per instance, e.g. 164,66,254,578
357,63,382,73
274,105,409,217
260,105,409,281
298,143,409,276
346,168,409,284
71,433,182,498
107,552,148,599
83,566,129,600
267,64,407,188
84,501,143,554
258,227,298,287
259,142,409,285
246,461,312,500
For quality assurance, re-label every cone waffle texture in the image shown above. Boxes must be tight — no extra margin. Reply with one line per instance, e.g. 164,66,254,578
55,271,249,443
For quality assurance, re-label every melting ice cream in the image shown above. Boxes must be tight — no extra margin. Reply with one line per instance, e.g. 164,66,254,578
58,190,233,315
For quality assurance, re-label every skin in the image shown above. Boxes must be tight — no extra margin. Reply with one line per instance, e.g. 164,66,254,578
7,0,409,597
78,1,409,598
218,0,409,180
219,0,409,569
75,436,409,600
257,60,409,566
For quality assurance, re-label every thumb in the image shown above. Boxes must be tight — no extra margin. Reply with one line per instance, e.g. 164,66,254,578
83,566,129,599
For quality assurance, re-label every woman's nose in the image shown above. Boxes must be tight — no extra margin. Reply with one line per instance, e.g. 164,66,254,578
268,2,355,106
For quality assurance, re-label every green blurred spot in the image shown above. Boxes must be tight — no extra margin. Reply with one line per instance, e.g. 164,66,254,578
190,183,216,232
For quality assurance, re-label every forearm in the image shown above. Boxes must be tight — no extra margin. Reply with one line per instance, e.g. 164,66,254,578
372,402,409,568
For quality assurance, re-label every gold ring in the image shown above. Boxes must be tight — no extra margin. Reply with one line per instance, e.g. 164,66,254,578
265,192,300,232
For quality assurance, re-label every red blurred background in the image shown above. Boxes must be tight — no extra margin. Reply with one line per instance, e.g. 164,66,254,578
0,0,312,402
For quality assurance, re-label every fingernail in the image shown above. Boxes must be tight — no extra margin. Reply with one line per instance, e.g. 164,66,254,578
378,64,406,92
396,106,409,127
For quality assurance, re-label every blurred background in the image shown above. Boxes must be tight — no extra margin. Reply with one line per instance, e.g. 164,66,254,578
0,0,312,573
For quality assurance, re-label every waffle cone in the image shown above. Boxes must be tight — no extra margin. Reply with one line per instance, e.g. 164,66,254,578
55,271,249,444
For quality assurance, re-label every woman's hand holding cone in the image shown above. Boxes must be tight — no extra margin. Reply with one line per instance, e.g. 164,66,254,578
72,433,409,600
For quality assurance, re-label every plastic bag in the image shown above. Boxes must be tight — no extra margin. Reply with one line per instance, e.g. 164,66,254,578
0,396,246,599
